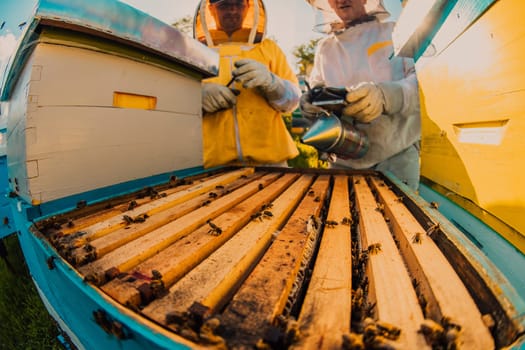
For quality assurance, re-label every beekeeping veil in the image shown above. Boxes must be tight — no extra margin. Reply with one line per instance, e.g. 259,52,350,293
194,0,267,46
306,0,390,33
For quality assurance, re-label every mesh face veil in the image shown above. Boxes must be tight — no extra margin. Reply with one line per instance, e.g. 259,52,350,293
194,0,267,46
305,0,390,33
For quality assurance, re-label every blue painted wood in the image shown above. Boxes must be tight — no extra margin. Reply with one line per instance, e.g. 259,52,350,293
0,155,16,239
14,213,192,349
24,166,208,221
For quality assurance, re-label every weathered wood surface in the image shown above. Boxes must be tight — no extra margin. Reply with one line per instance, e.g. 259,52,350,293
70,172,265,264
141,174,315,325
69,168,254,242
353,175,429,349
59,172,218,235
79,171,277,284
41,169,504,349
369,176,494,349
293,175,352,349
102,173,300,307
219,176,331,348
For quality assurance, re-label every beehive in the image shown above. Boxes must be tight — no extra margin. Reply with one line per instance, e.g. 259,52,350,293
33,167,517,349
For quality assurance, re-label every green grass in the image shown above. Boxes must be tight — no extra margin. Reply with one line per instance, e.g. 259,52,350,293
0,234,64,350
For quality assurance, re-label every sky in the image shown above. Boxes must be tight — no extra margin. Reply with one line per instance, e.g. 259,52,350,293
0,0,402,83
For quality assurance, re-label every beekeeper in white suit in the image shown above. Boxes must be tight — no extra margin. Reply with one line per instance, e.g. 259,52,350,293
301,0,421,189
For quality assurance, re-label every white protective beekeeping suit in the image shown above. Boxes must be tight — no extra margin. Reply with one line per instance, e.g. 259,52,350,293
305,0,421,189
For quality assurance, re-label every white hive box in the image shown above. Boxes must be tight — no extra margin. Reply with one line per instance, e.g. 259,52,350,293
2,0,218,206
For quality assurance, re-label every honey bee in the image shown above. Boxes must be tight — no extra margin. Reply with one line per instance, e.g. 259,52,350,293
419,319,444,342
122,215,134,225
208,192,218,198
258,183,264,190
430,201,439,209
127,200,138,211
375,203,384,213
262,210,273,218
251,212,263,222
151,269,162,280
325,220,339,228
133,213,148,223
341,217,352,225
441,316,462,331
412,232,423,244
375,320,401,340
368,243,382,255
342,332,364,350
261,203,273,210
307,189,315,196
215,185,225,190
199,317,225,346
207,220,222,236
46,256,56,270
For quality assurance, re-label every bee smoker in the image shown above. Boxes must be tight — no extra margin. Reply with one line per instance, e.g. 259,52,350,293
301,113,369,159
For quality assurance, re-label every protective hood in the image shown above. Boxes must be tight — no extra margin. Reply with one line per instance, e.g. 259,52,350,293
306,0,390,33
194,0,267,46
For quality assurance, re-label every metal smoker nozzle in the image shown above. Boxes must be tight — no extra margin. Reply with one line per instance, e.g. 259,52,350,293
301,114,342,151
301,114,369,159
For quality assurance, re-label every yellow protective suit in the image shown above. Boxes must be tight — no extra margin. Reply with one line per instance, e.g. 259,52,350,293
195,0,299,168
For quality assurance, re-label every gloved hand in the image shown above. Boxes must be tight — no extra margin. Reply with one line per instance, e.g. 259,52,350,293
202,82,237,113
342,81,404,123
232,59,274,90
299,90,325,120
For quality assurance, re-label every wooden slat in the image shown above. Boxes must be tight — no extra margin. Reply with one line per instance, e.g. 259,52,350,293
59,172,217,235
353,175,429,349
293,175,352,349
69,172,265,264
67,167,255,242
101,173,300,307
79,172,278,284
219,175,331,348
369,176,494,349
141,174,315,325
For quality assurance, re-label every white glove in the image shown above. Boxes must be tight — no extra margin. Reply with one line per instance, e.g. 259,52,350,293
343,81,404,123
202,82,237,113
299,90,325,120
232,59,274,90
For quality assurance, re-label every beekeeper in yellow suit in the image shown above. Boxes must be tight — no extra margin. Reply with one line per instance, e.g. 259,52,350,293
194,0,300,168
